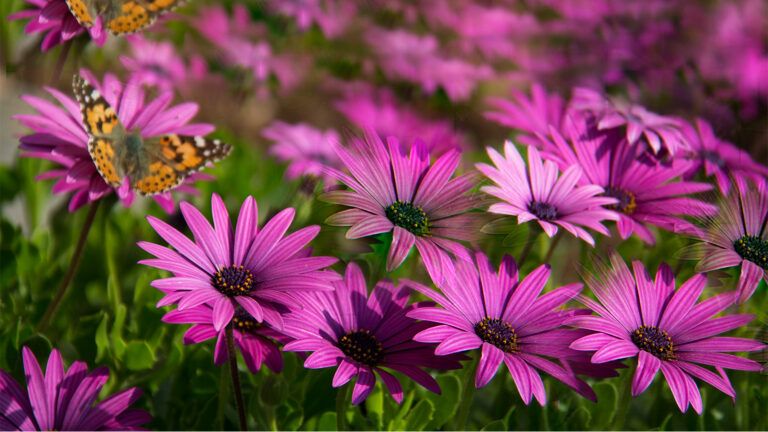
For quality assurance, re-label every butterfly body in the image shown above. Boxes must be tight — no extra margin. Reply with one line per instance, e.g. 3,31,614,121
65,0,181,35
72,75,231,195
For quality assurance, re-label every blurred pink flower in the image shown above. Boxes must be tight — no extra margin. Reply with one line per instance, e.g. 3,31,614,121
485,83,566,148
266,0,355,38
9,0,106,51
263,121,342,186
120,35,207,93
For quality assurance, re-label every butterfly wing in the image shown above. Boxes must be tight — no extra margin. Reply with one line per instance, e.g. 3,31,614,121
72,74,125,187
133,135,232,196
65,0,95,27
105,0,183,35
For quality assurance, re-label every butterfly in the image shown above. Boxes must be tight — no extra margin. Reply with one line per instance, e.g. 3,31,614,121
64,0,181,35
72,74,231,196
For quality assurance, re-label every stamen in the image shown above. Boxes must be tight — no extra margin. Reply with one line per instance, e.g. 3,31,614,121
528,201,558,221
474,318,519,353
604,186,638,215
212,265,254,297
631,325,675,361
733,235,768,270
385,200,430,236
338,329,384,366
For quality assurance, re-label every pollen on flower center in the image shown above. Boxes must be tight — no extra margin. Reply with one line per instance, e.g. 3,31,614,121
212,265,254,297
338,329,384,366
474,318,519,353
232,307,260,332
631,325,676,360
604,186,638,215
385,200,430,236
733,235,768,269
528,201,558,221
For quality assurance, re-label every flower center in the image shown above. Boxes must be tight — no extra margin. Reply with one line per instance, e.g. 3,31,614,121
212,265,254,297
631,325,675,360
604,186,637,215
474,318,519,353
385,200,430,236
528,201,558,221
701,150,725,168
733,235,768,270
232,307,260,333
338,329,384,366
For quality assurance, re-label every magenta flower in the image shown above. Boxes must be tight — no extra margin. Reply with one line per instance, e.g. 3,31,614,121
262,121,342,186
323,132,480,283
139,193,338,332
569,255,765,414
163,304,287,373
543,119,716,244
282,263,463,404
8,0,106,52
485,83,566,149
690,184,768,303
0,346,150,430
406,252,596,403
15,70,215,213
265,0,354,38
120,35,206,94
571,88,688,157
681,118,768,194
477,141,619,246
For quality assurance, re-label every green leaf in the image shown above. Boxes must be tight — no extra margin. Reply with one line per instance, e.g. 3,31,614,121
365,383,385,430
404,399,434,431
589,381,618,429
424,375,461,429
482,419,506,431
316,412,337,431
95,313,109,362
124,340,155,370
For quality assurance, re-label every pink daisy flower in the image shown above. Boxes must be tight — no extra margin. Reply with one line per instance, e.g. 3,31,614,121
162,304,287,374
8,0,106,52
323,132,480,283
282,263,463,404
15,70,215,213
690,183,768,303
569,255,765,414
139,193,338,332
262,121,342,186
406,252,596,403
265,0,355,38
0,346,150,430
485,83,566,149
476,140,619,246
120,35,207,94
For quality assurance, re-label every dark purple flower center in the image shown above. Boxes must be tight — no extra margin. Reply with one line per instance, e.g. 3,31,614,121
338,329,384,366
701,150,725,168
474,318,519,353
733,235,768,270
385,200,430,236
631,325,675,361
212,265,254,297
528,201,558,221
232,307,260,333
604,186,637,215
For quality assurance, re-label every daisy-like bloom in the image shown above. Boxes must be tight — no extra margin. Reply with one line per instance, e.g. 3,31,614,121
681,118,768,194
265,0,355,38
322,132,480,283
543,119,716,244
689,184,768,303
571,87,689,157
163,304,287,373
485,83,566,149
569,255,765,414
120,35,207,94
15,70,214,213
8,0,106,52
139,193,338,332
282,263,463,404
262,121,342,186
0,346,150,430
406,252,596,403
476,140,619,246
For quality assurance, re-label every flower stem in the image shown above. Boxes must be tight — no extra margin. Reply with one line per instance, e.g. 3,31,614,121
454,352,478,429
51,40,72,85
610,361,636,430
518,226,539,266
37,200,100,333
543,233,562,264
336,384,349,431
226,325,247,431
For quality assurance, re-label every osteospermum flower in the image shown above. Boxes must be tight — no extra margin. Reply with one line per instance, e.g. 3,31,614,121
476,140,619,246
16,70,215,213
262,121,342,186
689,184,768,303
282,263,463,404
139,193,338,332
0,346,150,430
323,132,480,283
569,255,765,414
121,35,207,93
9,0,106,52
485,83,566,149
163,304,286,373
406,252,596,403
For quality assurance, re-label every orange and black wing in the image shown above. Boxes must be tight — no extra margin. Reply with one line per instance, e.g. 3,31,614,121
106,0,183,35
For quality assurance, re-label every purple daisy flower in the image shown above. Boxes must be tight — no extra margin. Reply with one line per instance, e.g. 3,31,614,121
15,70,215,213
406,252,596,403
8,0,106,52
0,346,150,430
282,263,463,404
681,118,768,194
139,193,338,332
543,119,716,244
485,83,566,149
569,255,765,414
262,121,342,186
163,304,287,373
690,183,768,303
476,140,619,246
120,35,206,94
322,132,480,283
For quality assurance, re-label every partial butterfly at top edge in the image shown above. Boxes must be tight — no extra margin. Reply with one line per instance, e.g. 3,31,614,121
64,0,184,36
72,74,232,196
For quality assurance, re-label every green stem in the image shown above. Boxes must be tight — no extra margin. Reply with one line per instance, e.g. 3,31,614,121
50,40,72,84
454,352,479,429
336,384,350,431
264,406,278,431
37,200,100,333
610,362,636,430
543,232,562,264
226,325,247,431
518,227,538,267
